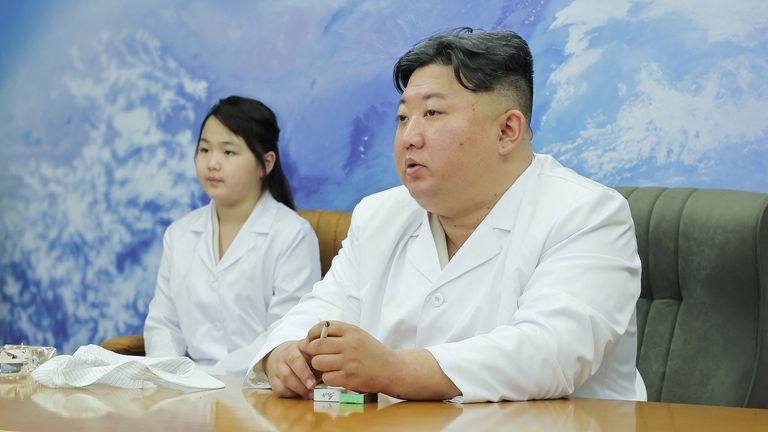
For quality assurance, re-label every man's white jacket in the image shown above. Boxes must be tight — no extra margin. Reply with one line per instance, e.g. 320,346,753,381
252,154,647,402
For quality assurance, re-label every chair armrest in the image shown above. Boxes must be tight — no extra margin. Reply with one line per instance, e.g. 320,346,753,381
101,334,145,356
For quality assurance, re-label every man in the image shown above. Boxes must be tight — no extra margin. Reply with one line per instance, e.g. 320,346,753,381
249,28,647,403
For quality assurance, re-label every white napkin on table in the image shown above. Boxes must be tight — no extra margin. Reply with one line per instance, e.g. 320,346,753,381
31,344,224,391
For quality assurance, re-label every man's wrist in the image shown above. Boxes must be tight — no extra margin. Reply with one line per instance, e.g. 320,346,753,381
262,350,274,376
383,349,407,396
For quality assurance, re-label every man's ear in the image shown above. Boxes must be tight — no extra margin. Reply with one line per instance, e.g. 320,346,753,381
263,151,276,176
497,109,527,156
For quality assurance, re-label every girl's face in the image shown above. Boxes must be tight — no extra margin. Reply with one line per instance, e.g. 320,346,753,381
195,116,266,209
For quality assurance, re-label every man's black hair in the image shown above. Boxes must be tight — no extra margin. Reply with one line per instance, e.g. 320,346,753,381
394,27,534,123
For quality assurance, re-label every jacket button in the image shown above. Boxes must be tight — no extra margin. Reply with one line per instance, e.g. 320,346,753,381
431,293,445,307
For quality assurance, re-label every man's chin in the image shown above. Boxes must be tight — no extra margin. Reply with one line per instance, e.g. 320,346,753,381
404,184,441,212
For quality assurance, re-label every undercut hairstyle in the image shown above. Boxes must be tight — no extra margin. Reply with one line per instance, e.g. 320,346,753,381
393,27,534,125
197,96,296,210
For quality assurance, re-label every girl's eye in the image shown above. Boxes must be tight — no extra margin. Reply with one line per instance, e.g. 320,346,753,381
224,150,236,156
396,114,408,123
198,147,209,153
425,109,440,117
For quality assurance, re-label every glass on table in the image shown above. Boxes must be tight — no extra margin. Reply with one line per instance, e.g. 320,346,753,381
0,344,57,378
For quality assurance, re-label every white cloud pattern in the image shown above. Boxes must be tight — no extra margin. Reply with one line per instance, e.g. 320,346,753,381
540,0,768,187
0,30,207,352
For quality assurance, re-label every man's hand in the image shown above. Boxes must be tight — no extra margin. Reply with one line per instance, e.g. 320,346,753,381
299,321,401,394
263,340,318,399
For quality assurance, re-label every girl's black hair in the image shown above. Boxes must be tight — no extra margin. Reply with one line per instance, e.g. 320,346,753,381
197,96,296,210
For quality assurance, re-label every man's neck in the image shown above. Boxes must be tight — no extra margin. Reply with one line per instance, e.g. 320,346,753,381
438,150,533,258
438,191,502,259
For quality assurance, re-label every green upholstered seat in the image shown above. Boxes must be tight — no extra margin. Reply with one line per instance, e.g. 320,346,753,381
615,187,768,408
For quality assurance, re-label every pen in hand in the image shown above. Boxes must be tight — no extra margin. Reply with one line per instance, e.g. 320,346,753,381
320,320,330,339
312,321,332,389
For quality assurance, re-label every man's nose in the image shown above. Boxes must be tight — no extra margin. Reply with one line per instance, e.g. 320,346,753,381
398,118,425,149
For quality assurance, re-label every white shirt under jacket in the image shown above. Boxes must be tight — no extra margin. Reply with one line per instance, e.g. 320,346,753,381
252,154,647,403
144,192,321,375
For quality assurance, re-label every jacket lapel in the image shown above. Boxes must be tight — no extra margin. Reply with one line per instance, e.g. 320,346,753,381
405,212,441,283
434,221,501,288
194,203,216,274
433,156,541,288
217,192,277,272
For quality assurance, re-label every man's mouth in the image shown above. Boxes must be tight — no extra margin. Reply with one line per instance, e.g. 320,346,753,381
405,161,424,176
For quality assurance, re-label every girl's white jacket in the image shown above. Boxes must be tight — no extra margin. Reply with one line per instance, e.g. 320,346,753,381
144,192,320,374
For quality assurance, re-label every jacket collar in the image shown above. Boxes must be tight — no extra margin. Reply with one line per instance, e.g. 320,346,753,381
405,212,443,283
189,192,278,233
487,153,541,232
406,155,542,286
194,192,278,272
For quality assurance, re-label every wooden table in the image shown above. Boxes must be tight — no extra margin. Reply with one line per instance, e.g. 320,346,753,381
1,375,766,431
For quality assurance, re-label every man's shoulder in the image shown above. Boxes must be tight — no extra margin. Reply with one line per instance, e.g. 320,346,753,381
533,154,625,204
352,185,422,229
357,185,417,208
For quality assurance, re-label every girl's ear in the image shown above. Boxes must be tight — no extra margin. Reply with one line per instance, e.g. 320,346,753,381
263,151,276,176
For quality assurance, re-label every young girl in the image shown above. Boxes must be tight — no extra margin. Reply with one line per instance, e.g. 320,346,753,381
144,96,320,374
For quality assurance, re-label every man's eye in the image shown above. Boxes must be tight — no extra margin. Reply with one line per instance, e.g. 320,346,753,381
224,150,236,156
425,109,440,117
198,147,209,153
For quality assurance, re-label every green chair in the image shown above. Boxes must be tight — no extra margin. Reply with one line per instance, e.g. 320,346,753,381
616,187,768,408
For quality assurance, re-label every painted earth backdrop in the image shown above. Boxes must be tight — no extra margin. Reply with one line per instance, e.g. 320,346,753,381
1,0,766,352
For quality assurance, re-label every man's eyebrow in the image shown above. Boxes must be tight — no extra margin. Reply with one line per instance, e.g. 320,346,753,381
399,92,448,105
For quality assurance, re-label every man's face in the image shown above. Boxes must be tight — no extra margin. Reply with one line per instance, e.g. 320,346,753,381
394,64,505,215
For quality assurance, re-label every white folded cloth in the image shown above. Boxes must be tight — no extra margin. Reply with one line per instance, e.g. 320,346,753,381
31,344,224,391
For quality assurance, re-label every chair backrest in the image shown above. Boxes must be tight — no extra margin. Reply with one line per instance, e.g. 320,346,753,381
298,210,352,276
615,187,768,408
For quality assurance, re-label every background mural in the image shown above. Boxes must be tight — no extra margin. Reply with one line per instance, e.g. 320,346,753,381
1,0,766,353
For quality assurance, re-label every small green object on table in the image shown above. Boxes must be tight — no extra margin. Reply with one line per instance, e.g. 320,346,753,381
314,384,378,404
339,390,378,404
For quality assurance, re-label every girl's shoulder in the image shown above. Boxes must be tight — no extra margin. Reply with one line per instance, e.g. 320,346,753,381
270,201,314,235
165,203,211,235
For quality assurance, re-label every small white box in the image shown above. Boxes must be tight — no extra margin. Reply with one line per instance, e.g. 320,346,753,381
314,385,342,402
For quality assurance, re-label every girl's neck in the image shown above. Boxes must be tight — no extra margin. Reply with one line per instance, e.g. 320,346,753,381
215,191,263,227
